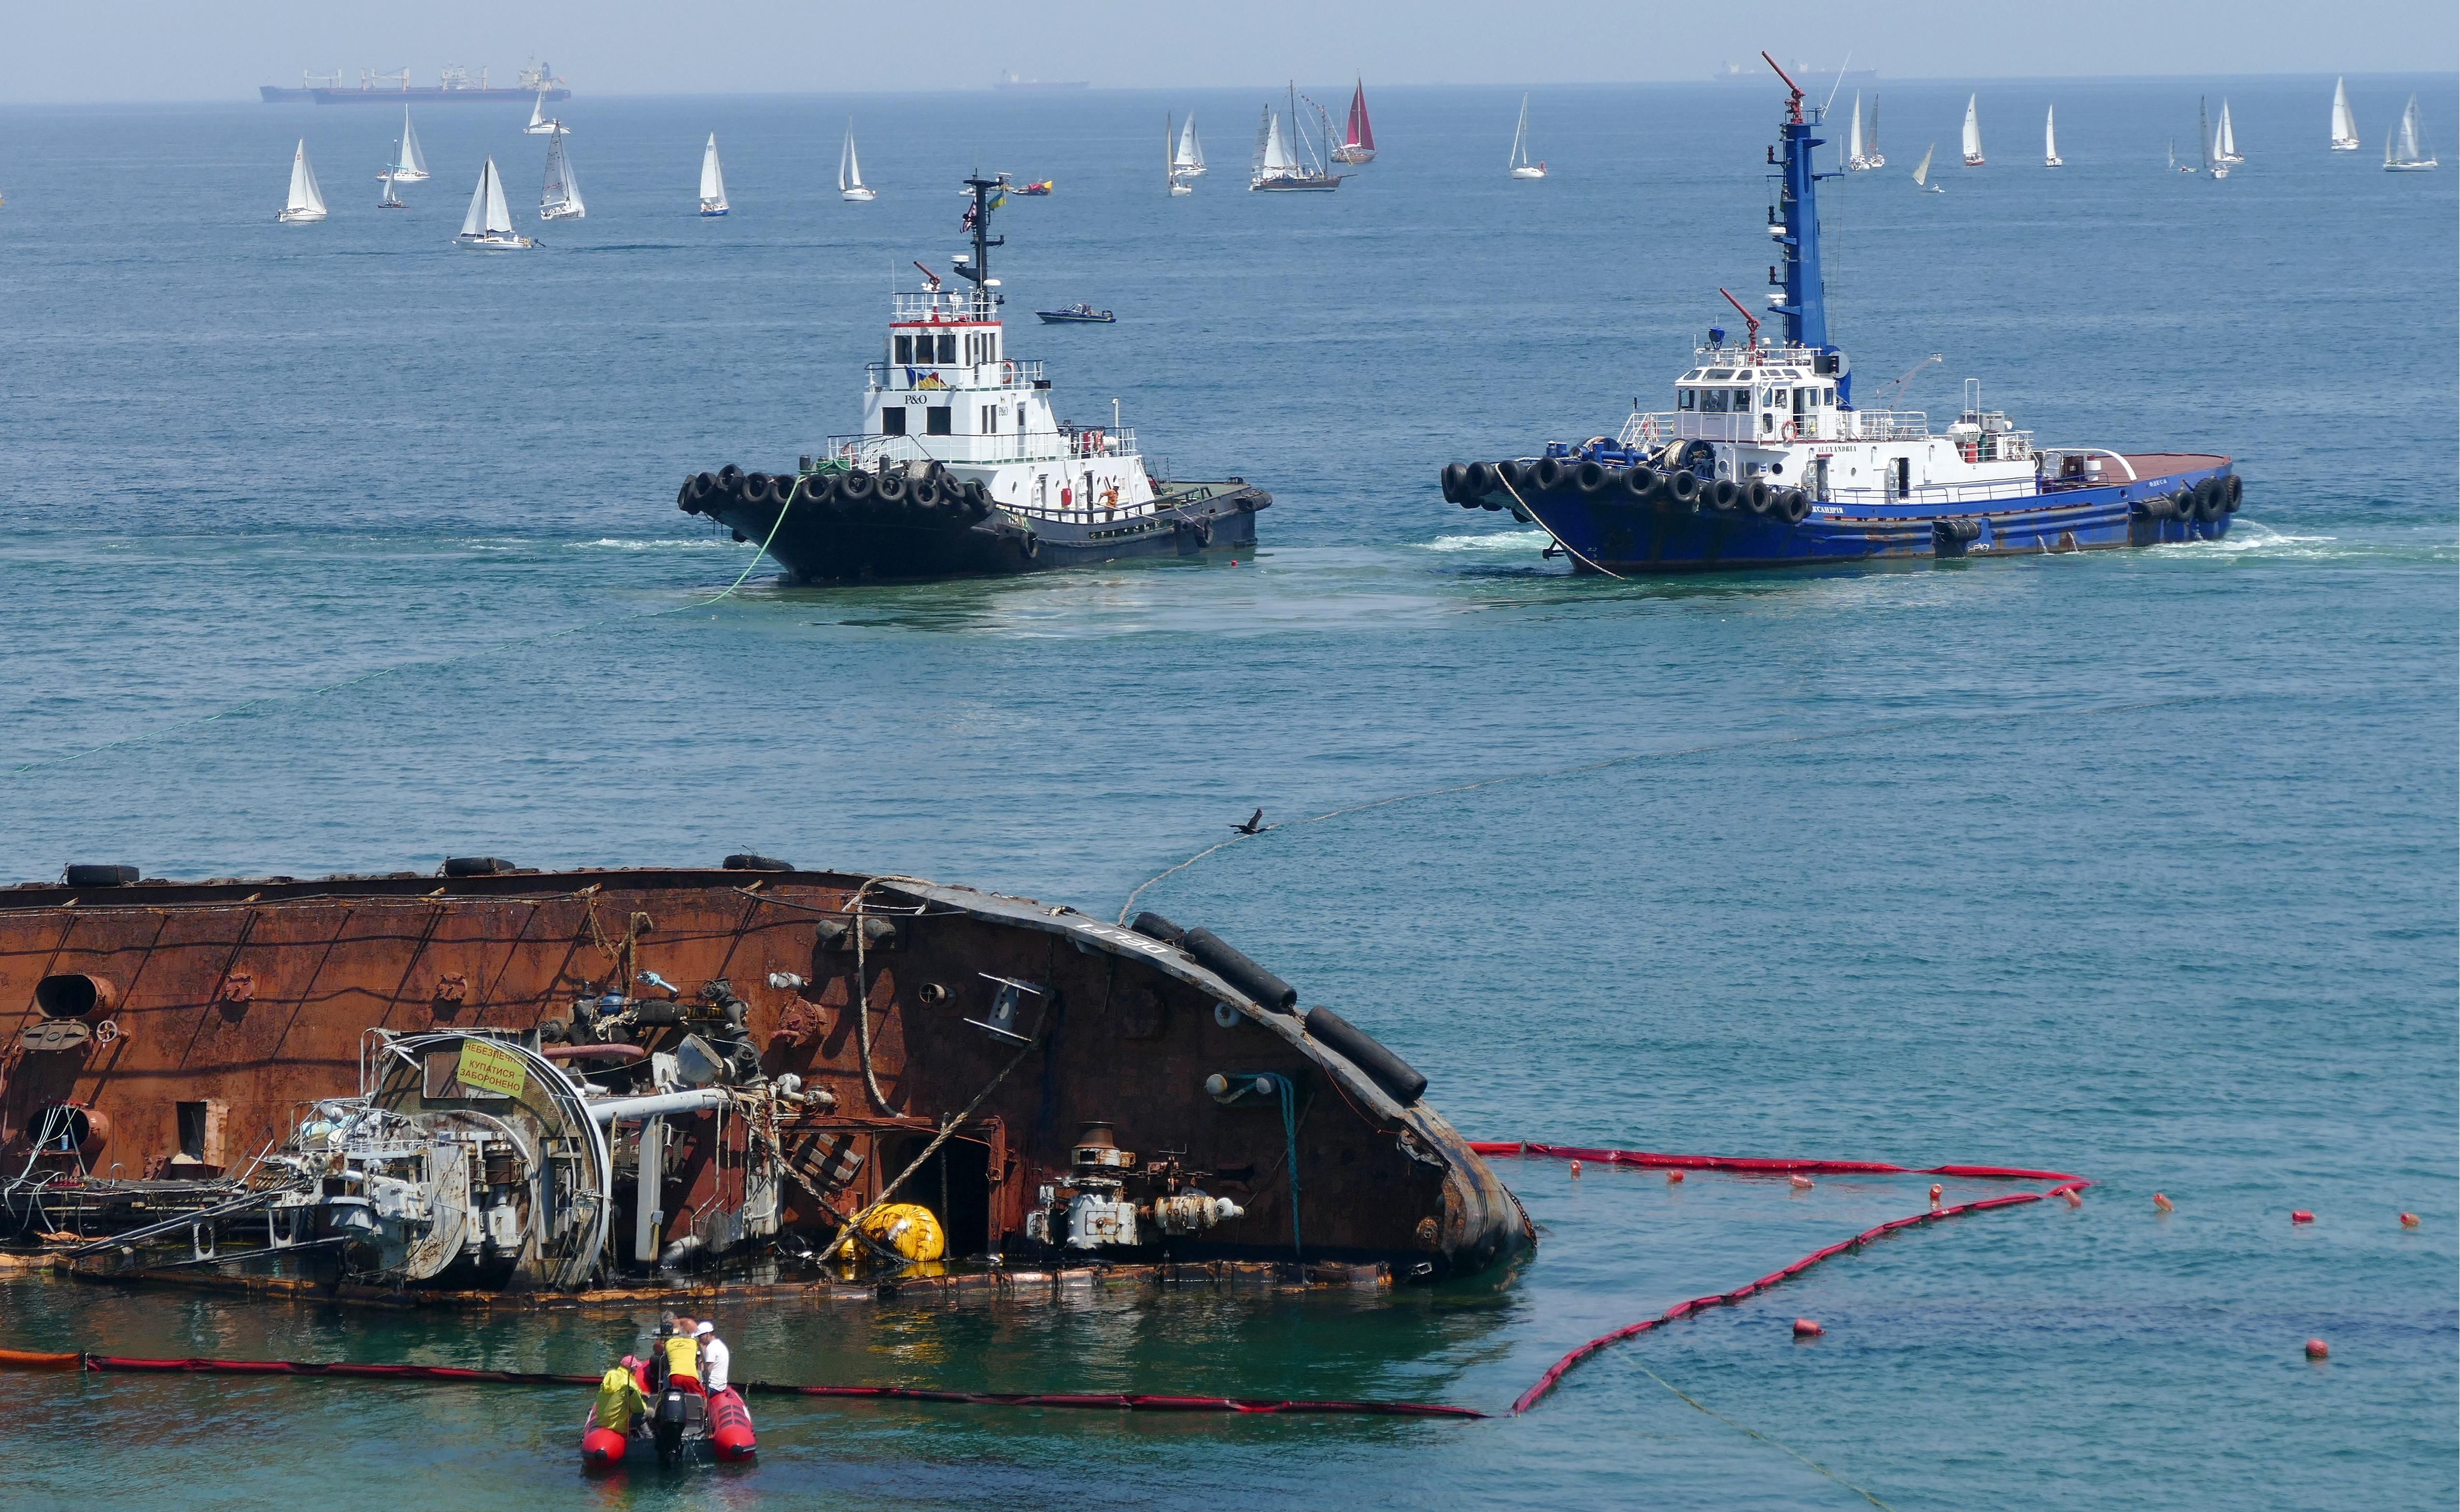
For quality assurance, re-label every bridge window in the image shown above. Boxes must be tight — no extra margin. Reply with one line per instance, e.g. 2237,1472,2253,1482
1699,390,1727,414
882,407,907,436
926,406,952,436
894,334,914,363
1677,388,1696,410
933,333,957,363
1704,369,1733,380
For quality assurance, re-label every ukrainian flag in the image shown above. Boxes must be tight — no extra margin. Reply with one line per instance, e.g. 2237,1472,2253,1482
988,186,1007,212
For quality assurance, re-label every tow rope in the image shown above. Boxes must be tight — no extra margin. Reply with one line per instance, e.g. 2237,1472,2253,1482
0,1140,2087,1425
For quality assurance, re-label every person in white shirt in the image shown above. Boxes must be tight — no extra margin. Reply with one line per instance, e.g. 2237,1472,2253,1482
695,1319,730,1392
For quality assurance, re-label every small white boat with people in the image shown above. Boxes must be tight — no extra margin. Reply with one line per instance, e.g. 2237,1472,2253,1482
677,175,1272,581
1251,84,1342,190
381,107,430,182
1961,94,1985,166
2384,93,2437,170
701,133,731,215
2329,77,2361,152
2044,104,2062,167
541,127,585,220
1508,93,1547,179
277,140,328,223
1172,112,1206,178
457,158,534,249
524,90,562,136
838,122,873,202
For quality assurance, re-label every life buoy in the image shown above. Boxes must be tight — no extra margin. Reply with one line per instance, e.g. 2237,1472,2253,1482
1085,427,1106,455
1779,419,1797,441
1002,360,1017,383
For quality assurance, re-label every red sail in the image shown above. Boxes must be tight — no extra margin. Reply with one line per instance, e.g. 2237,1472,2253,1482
1346,80,1374,150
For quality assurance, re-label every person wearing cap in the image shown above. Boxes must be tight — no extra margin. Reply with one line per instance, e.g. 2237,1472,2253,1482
595,1354,649,1437
695,1320,730,1393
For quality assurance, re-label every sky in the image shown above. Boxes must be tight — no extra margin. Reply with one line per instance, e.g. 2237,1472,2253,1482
1,0,2453,104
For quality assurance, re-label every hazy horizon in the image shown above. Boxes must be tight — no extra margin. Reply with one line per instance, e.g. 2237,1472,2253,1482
3,0,2453,105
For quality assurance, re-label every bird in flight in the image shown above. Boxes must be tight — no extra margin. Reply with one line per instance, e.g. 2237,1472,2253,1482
1232,809,1266,835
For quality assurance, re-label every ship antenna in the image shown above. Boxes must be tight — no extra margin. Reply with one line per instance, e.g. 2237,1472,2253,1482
1719,288,1762,351
1762,51,1805,122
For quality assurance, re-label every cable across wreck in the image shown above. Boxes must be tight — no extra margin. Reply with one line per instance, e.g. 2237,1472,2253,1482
0,862,1529,1300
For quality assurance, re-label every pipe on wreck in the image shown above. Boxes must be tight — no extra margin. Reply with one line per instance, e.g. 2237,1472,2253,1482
585,1089,729,1124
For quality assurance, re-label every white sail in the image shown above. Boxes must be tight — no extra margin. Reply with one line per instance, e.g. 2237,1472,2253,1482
702,133,730,211
2217,99,2240,162
1914,142,1934,187
1962,95,1984,165
541,130,584,218
837,121,873,201
1846,92,1864,165
1260,108,1298,174
281,140,328,221
1509,95,1529,168
1868,97,1881,164
2199,98,2223,178
484,155,514,232
1175,111,1205,174
2386,93,2435,168
388,107,431,182
460,160,491,237
2045,104,2061,166
1167,112,1192,194
2330,77,2359,150
524,91,560,135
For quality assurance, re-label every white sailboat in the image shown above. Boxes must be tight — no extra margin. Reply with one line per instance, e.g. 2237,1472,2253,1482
838,121,874,203
2330,78,2361,152
540,127,585,219
524,90,561,136
457,157,534,249
1174,111,1207,178
1913,141,1943,192
701,133,732,215
2384,93,2438,170
1167,114,1193,195
1961,94,1985,166
1508,93,1546,179
2200,98,2227,180
1250,85,1341,190
277,140,328,223
2215,98,2243,164
2045,104,2063,167
1845,91,1870,169
1865,96,1884,168
383,107,431,182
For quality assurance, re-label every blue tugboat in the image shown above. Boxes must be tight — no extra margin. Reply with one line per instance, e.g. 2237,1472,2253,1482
1440,54,2239,573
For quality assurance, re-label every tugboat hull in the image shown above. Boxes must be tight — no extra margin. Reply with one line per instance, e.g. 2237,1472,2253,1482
686,468,1269,583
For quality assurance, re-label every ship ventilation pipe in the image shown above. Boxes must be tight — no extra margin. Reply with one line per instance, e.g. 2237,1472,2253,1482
587,1088,729,1124
1180,928,1298,1014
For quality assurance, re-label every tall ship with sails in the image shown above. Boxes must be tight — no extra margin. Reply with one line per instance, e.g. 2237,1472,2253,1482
680,176,1270,581
1332,78,1376,164
1252,85,1343,191
1438,55,2241,573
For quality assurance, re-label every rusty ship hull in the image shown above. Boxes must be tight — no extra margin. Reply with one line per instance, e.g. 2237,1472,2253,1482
0,863,1527,1295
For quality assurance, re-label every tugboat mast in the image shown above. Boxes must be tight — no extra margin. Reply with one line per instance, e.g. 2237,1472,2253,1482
955,174,1006,316
1761,51,1846,403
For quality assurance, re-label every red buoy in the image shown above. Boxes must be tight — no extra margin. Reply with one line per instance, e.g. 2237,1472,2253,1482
2292,1210,2315,1224
1929,1183,1943,1212
1666,1171,1685,1184
2400,1212,2420,1229
1792,1318,1823,1338
1568,1160,1582,1179
581,1427,628,1468
1788,1175,1814,1190
710,1386,758,1462
2153,1192,2175,1213
2304,1338,2329,1360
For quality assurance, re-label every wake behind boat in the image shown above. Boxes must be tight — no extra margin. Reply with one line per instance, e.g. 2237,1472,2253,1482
681,176,1270,582
1437,54,2239,574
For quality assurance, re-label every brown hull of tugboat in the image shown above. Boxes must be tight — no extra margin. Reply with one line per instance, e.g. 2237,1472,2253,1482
0,864,1527,1292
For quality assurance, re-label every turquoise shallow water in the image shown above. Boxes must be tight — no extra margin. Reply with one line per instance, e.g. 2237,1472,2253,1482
1,76,2455,1508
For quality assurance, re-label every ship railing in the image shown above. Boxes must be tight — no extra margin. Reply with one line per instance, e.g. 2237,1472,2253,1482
1841,409,1931,441
866,360,1046,391
814,426,1138,471
890,291,1001,323
1823,476,2047,507
1618,411,1677,449
1059,424,1137,459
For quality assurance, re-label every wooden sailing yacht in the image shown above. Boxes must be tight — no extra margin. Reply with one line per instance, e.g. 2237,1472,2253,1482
457,158,533,249
1332,77,1375,164
2384,93,2438,170
839,121,875,202
2330,78,2360,152
1250,84,1341,191
2044,104,2062,167
1508,94,1546,179
277,140,328,223
701,133,732,215
541,127,585,220
1961,95,1984,166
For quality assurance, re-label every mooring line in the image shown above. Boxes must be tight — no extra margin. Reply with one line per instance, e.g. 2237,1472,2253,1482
7,494,799,779
1119,692,2225,923
1628,1358,1897,1511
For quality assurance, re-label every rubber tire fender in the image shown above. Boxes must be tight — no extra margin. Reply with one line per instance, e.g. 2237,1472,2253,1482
1531,456,1570,492
1019,533,1041,560
1573,460,1612,494
740,472,770,505
910,477,942,509
1183,516,1214,548
1708,478,1743,511
1440,462,1468,504
1463,462,1498,500
875,472,910,505
1304,1005,1429,1106
1494,460,1530,495
2223,474,2242,512
1663,468,1702,505
1778,489,1811,524
2192,478,2224,521
677,479,700,514
1181,926,1298,1014
1620,465,1658,500
717,464,743,487
1744,480,1773,515
838,470,875,503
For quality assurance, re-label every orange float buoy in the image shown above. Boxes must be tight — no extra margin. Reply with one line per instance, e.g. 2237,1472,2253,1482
2305,1338,2329,1360
1788,1175,1814,1190
2060,1188,2083,1208
2292,1210,2315,1224
1567,1160,1582,1179
1792,1318,1823,1338
1929,1183,1943,1213
2153,1192,2175,1213
1666,1171,1685,1184
2400,1212,2420,1229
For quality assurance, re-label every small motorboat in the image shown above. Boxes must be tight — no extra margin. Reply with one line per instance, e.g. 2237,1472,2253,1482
584,1364,756,1471
1016,178,1053,195
1035,303,1114,324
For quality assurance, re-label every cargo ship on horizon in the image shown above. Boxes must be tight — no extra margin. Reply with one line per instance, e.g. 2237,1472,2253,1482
261,61,569,105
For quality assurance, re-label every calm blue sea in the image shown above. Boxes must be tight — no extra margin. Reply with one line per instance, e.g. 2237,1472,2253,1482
1,74,2453,1509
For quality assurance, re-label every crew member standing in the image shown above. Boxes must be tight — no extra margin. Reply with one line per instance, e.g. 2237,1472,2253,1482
695,1320,730,1394
662,1315,704,1394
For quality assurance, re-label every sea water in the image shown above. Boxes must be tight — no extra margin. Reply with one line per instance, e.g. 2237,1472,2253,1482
0,75,2453,1509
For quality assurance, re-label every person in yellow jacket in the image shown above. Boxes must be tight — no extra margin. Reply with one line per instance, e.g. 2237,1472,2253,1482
595,1355,649,1436
660,1317,704,1394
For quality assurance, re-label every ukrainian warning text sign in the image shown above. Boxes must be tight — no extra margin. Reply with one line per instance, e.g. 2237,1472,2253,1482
455,1039,529,1099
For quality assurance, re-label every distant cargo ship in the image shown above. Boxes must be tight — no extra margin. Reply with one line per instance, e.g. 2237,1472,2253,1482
994,70,1088,91
1715,59,1874,85
261,60,569,105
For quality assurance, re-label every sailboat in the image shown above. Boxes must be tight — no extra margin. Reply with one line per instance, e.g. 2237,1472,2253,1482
1331,76,1375,164
838,121,874,202
524,91,561,136
1845,91,1870,169
1864,96,1884,168
2384,93,2438,170
540,127,585,219
1913,141,1943,192
2045,104,2063,167
1961,94,1985,166
1167,114,1193,195
1508,93,1546,179
378,172,406,209
381,107,431,183
1250,84,1342,190
2215,98,2243,164
1173,112,1206,178
277,140,328,223
2330,78,2361,152
2200,98,2227,180
701,133,732,215
458,158,533,249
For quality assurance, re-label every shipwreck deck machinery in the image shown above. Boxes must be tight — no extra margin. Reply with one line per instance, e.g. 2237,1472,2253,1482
0,863,1526,1297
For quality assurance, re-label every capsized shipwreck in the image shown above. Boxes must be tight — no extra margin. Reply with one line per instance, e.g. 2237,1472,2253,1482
0,861,1528,1299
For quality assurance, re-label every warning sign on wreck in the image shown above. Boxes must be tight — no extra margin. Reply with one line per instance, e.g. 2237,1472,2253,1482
451,1040,530,1099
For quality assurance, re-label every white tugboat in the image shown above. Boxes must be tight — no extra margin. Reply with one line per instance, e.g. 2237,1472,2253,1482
1439,55,2239,573
681,176,1270,581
